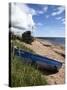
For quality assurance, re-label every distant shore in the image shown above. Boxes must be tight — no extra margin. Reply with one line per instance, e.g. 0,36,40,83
36,37,65,47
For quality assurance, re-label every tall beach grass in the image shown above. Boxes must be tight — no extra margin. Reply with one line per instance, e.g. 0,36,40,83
10,39,48,87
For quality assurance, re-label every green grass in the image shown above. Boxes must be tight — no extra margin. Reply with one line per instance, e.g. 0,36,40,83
11,39,34,53
10,39,48,87
11,56,47,87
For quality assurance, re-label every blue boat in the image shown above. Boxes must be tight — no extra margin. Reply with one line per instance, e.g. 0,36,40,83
14,48,63,71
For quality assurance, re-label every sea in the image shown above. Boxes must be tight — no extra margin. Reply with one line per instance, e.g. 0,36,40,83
37,37,65,46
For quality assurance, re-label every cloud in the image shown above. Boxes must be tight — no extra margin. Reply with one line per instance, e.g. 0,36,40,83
55,16,62,20
10,3,36,34
37,22,43,26
11,3,28,29
62,21,65,24
51,6,65,16
37,6,48,14
43,6,48,12
61,18,65,22
55,16,65,25
30,5,48,15
15,3,37,16
37,10,44,14
30,8,37,15
61,18,65,24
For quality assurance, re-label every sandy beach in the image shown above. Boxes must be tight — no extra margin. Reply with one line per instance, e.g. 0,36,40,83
16,39,65,85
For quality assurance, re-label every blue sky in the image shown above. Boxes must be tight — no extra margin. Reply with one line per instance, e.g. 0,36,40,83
27,4,65,37
11,3,65,37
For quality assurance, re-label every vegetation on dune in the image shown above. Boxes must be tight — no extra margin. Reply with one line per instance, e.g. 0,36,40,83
22,31,34,44
11,56,47,87
10,30,34,44
11,39,34,53
10,32,48,87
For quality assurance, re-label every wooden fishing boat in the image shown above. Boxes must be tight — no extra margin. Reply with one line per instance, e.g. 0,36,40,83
14,48,63,71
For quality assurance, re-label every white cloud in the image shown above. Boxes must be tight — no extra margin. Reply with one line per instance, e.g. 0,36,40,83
43,6,48,12
34,6,48,15
10,3,36,35
37,10,44,14
30,8,37,15
61,18,65,24
61,18,65,22
62,21,65,24
51,6,65,16
11,3,28,29
56,17,62,20
15,3,37,16
55,16,65,25
37,22,43,26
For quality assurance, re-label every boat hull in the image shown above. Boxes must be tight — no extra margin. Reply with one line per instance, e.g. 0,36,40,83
14,48,62,71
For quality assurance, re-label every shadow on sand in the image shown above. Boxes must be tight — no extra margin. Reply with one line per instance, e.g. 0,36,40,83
38,68,58,75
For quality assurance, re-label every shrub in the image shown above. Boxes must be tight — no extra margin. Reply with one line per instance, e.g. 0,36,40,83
22,31,34,44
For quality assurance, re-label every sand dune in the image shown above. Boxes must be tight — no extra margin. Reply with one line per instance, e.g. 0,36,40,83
22,39,65,62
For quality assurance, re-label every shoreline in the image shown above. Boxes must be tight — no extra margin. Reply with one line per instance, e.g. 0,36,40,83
36,38,65,47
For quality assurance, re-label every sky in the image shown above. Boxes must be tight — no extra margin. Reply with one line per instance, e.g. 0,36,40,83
10,3,65,37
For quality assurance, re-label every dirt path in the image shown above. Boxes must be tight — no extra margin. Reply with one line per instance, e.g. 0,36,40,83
17,39,65,85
